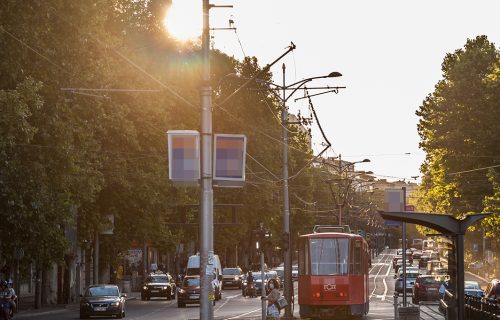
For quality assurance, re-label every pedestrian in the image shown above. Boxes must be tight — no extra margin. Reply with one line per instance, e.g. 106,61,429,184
262,279,281,319
439,280,449,297
245,271,255,297
0,280,12,320
6,280,16,314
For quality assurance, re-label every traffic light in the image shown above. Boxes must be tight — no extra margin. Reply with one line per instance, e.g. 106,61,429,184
282,232,290,252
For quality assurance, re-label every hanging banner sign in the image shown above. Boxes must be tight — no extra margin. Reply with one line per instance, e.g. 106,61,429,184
167,130,200,185
213,134,246,187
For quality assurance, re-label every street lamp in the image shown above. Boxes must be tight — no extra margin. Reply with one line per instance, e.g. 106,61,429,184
229,65,342,318
276,66,342,318
214,46,343,318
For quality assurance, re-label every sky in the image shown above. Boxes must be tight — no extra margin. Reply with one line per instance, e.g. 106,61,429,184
168,0,500,182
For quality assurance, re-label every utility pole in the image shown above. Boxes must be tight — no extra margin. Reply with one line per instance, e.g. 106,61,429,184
281,63,293,319
338,154,343,225
200,0,214,319
402,187,407,306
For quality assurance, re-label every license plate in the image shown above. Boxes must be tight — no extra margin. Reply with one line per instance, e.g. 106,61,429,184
94,307,107,311
151,290,159,293
189,294,199,299
428,288,437,291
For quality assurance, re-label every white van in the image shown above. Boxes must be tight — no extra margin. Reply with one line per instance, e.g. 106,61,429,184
186,253,222,300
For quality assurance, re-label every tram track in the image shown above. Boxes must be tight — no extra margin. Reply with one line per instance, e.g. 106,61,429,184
369,251,394,301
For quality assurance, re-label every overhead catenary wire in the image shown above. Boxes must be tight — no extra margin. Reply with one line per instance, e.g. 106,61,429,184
11,3,330,185
37,4,309,181
40,2,197,109
447,164,500,176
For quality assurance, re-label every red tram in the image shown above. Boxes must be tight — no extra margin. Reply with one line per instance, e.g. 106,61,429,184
298,225,370,318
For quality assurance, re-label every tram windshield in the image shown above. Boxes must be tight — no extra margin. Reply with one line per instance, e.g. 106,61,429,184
309,238,349,275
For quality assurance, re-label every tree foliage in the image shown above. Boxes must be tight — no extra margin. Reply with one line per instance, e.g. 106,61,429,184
0,0,318,273
416,35,499,239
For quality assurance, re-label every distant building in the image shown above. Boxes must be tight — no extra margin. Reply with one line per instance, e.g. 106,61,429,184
371,179,418,200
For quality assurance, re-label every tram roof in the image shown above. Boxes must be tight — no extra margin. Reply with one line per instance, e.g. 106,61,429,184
300,232,365,239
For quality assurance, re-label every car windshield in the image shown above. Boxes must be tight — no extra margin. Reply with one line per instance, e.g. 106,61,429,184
147,276,168,283
251,273,264,280
223,269,240,275
275,269,284,277
406,273,419,278
86,286,119,297
183,278,200,287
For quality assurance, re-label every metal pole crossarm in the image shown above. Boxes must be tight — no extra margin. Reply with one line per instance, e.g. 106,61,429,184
216,42,296,108
294,87,346,101
210,27,236,31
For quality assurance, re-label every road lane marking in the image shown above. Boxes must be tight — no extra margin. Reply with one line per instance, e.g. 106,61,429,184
370,253,392,298
225,308,261,319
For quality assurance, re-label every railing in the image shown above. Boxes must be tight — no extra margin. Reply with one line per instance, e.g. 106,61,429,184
464,295,500,320
440,290,500,320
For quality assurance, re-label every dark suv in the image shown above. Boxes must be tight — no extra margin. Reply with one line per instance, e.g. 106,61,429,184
222,267,243,289
141,273,176,300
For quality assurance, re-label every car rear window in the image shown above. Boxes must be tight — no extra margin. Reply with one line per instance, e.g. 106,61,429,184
420,277,439,285
465,282,479,289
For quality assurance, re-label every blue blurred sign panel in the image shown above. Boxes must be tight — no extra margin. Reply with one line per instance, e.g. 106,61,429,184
384,188,404,227
213,134,246,187
167,130,200,185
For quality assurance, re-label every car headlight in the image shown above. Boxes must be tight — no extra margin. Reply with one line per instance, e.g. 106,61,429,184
234,276,239,280
178,289,185,294
143,286,148,290
162,286,169,290
110,301,120,307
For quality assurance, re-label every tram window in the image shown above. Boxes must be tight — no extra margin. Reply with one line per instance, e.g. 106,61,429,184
354,240,361,275
309,238,348,275
299,238,308,275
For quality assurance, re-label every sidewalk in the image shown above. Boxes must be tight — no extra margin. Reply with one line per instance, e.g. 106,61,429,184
15,291,140,318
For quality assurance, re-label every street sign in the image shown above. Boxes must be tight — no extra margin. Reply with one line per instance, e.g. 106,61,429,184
384,188,404,227
405,205,415,212
213,134,246,187
167,130,200,185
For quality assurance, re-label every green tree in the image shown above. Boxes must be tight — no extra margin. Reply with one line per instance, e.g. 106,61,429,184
416,35,499,238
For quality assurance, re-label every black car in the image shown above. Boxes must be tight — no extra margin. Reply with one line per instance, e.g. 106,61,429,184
141,273,176,300
222,267,243,289
79,284,126,319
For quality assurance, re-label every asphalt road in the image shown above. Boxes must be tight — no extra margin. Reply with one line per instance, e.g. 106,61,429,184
15,249,488,319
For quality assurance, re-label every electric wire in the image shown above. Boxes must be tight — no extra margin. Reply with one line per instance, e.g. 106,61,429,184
447,164,500,176
10,3,328,186
0,25,73,77
41,1,197,109
43,3,311,181
233,24,247,58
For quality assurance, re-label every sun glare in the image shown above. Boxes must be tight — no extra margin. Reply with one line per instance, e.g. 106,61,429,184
164,0,202,41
